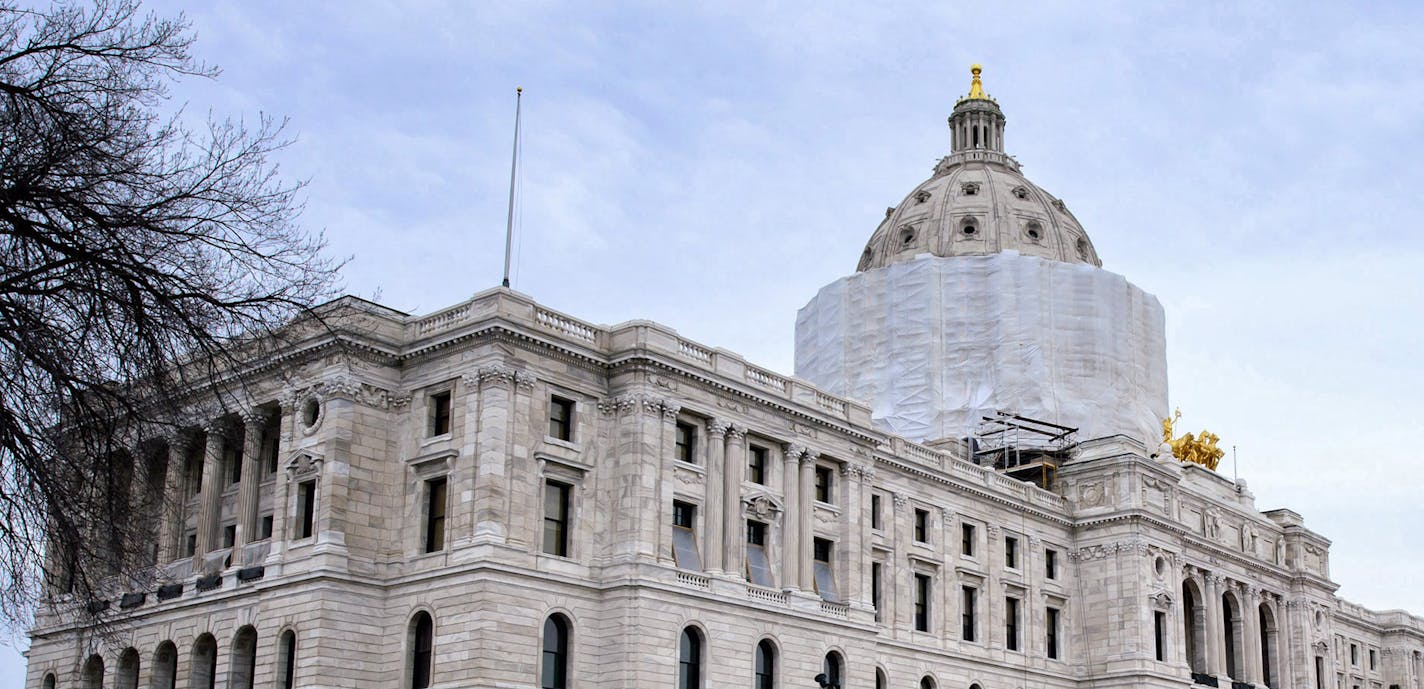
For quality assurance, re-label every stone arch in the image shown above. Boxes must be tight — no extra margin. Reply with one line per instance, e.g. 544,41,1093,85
1222,589,1245,680
116,647,140,689
408,610,434,689
191,633,217,689
541,613,572,689
1183,578,1208,674
149,641,177,689
677,625,704,689
229,625,258,689
80,654,104,689
1260,601,1280,688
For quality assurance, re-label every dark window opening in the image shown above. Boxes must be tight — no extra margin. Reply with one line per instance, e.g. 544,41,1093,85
1006,596,1020,651
914,509,929,543
543,481,570,557
424,477,447,553
548,396,574,441
1047,606,1061,659
748,445,767,484
541,615,569,689
961,524,975,556
962,586,977,641
914,573,931,632
295,480,316,539
675,422,697,463
814,466,833,503
411,612,433,689
429,391,452,437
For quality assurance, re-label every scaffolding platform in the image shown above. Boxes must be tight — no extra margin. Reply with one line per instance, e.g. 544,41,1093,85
971,412,1078,490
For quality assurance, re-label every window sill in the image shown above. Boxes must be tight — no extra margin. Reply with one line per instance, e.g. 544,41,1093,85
543,436,580,452
420,433,452,447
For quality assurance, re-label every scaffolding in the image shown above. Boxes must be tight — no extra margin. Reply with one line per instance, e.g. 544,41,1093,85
971,411,1078,490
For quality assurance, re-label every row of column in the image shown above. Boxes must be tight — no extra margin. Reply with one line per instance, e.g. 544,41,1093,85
950,111,1004,153
1191,569,1282,686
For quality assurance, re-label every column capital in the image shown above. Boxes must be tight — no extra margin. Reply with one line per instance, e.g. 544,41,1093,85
659,399,682,420
783,443,807,461
203,417,232,437
726,424,747,441
708,420,730,438
238,407,270,429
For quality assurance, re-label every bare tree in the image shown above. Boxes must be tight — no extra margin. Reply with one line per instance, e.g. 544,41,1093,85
0,0,339,631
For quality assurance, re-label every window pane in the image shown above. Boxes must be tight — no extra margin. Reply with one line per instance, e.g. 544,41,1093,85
746,545,773,586
814,561,838,601
672,527,702,571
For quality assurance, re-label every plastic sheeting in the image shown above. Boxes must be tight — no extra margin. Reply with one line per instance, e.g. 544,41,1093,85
795,252,1168,446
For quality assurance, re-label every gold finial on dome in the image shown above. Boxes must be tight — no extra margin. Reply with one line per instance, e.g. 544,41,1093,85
968,64,986,99
956,63,995,105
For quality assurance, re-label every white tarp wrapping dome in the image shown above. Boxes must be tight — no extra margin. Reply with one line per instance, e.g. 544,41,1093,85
795,252,1168,446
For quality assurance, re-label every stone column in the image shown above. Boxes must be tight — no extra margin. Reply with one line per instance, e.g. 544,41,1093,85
156,434,190,563
1244,585,1264,685
703,421,728,573
504,371,537,547
781,444,803,590
798,451,817,591
1204,574,1225,678
723,425,747,580
193,420,227,558
234,410,267,549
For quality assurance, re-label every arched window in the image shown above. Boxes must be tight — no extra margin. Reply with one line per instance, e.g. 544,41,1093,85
81,655,104,689
1223,592,1243,680
819,651,843,689
410,611,434,689
919,676,937,689
230,625,258,689
278,630,298,689
117,647,141,689
191,634,217,689
541,613,570,689
1260,603,1279,689
150,641,177,689
43,674,57,689
754,640,776,689
678,627,703,689
1183,580,1207,674
874,668,887,689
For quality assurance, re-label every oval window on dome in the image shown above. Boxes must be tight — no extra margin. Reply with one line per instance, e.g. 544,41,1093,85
960,220,978,237
1012,186,1030,200
1075,237,1089,259
1025,222,1042,241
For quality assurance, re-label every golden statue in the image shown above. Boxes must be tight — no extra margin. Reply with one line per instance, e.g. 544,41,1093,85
1161,408,1224,471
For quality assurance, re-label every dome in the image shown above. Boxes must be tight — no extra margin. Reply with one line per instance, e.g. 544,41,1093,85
857,66,1101,272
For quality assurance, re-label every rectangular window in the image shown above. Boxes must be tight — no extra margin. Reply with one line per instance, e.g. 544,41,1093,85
222,524,236,548
262,430,280,475
674,422,697,463
1352,645,1359,666
1370,650,1377,671
814,466,833,503
185,532,197,557
870,494,882,530
671,500,701,570
914,509,929,543
961,523,975,557
962,586,977,641
1046,548,1058,579
1154,610,1167,661
872,562,883,622
228,447,242,485
914,573,932,632
295,480,316,539
748,445,767,484
548,396,574,441
429,391,452,437
186,454,202,497
259,514,274,540
542,481,571,557
1047,606,1061,659
1316,657,1325,689
745,520,773,586
1005,536,1018,569
813,538,838,601
424,477,448,553
1006,596,1020,651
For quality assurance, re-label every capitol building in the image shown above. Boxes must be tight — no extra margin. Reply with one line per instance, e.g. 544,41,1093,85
26,67,1424,689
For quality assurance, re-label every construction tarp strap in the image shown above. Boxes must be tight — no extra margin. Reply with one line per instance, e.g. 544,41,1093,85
794,252,1168,448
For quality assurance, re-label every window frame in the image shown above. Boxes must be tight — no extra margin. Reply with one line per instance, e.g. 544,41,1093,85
914,508,930,544
748,444,768,484
541,614,571,689
961,585,978,642
814,465,833,504
423,476,448,553
548,395,575,442
427,390,452,438
812,537,838,601
1005,535,1019,569
1005,595,1021,651
961,523,976,558
542,480,572,557
294,479,317,540
745,520,773,587
914,572,932,632
671,500,702,570
674,421,698,464
1047,606,1061,659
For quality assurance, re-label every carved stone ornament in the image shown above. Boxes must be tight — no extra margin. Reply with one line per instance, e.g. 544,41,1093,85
1312,640,1329,654
726,424,746,441
707,420,730,438
716,397,748,414
285,452,323,479
742,494,784,523
1150,591,1174,609
660,400,682,420
674,464,703,487
1080,480,1105,508
784,443,807,460
892,493,909,510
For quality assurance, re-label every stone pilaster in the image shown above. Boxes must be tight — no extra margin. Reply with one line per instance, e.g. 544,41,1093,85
655,399,681,564
1204,574,1226,678
844,462,867,607
1243,585,1264,685
703,420,728,573
723,425,747,580
468,366,513,543
503,370,537,547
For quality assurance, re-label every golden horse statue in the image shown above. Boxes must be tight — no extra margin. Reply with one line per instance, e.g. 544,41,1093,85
1162,408,1224,471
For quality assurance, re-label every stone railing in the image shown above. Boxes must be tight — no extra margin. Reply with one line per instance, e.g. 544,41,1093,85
815,392,848,416
745,365,790,394
534,307,597,344
746,585,788,606
413,304,470,337
677,339,713,365
676,571,711,590
820,600,850,618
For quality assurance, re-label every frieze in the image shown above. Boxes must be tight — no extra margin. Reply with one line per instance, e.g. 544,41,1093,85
716,397,748,414
674,464,704,487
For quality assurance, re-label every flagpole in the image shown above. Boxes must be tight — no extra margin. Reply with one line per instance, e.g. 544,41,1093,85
502,87,522,288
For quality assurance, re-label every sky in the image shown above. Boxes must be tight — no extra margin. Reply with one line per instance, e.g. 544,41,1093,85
6,0,1424,683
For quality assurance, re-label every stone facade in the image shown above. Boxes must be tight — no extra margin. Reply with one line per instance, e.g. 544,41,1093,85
23,289,1424,689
